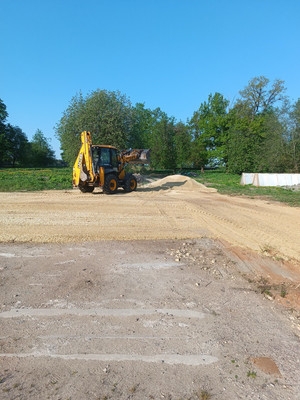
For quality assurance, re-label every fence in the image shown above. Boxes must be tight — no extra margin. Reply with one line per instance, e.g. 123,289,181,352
240,173,300,187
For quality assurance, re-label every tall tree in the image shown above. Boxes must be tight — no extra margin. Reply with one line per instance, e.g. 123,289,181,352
148,108,177,170
238,76,286,115
258,109,288,172
56,90,133,165
29,129,55,167
227,77,287,173
174,122,192,168
189,93,229,167
288,99,300,172
227,105,266,173
130,103,153,149
0,99,9,165
4,125,29,166
0,98,8,125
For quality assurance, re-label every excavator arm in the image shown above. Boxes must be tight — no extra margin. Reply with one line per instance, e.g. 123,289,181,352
72,131,95,187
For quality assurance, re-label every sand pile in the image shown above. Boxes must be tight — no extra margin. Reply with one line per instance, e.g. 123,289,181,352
144,174,217,193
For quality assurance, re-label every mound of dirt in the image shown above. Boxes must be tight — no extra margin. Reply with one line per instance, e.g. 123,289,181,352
144,174,217,192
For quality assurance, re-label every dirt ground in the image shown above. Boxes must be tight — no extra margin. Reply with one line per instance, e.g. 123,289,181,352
0,175,300,399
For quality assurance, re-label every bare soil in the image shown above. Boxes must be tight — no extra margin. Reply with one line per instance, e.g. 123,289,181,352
0,175,300,399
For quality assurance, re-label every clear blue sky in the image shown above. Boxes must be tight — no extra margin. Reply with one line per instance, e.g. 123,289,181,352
1,0,299,158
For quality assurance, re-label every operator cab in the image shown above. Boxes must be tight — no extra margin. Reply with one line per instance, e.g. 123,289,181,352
92,146,119,172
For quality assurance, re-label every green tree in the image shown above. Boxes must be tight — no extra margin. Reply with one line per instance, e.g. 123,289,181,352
288,99,300,172
0,98,8,125
130,103,153,149
189,138,208,169
29,129,55,167
189,93,229,168
227,105,266,173
0,99,9,165
238,76,286,115
56,90,133,165
227,77,287,173
174,122,192,168
258,109,288,172
148,108,177,170
4,125,29,166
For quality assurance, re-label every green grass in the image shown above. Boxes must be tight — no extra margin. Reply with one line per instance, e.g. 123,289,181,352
0,168,73,191
195,169,300,207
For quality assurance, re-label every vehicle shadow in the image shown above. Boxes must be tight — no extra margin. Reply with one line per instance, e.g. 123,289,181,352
91,179,188,194
137,180,187,192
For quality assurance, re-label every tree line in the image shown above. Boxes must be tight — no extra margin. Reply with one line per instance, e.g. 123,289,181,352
0,100,56,167
2,76,300,172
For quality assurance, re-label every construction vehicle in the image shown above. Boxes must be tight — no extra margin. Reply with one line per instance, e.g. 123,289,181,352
73,131,150,194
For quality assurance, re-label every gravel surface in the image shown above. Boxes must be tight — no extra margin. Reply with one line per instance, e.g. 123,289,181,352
0,175,300,399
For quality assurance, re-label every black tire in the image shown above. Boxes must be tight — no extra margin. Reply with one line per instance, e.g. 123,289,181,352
103,174,118,194
78,184,94,193
124,174,137,192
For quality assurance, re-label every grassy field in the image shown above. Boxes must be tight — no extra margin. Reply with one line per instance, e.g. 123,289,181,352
0,167,299,207
0,168,73,191
195,170,300,207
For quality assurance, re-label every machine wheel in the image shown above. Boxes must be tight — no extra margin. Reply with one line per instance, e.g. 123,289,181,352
124,174,137,192
103,174,118,194
78,184,94,193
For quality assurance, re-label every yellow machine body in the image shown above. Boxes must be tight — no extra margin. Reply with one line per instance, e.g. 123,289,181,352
73,131,150,194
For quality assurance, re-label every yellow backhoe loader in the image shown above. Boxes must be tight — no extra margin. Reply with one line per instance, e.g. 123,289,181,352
73,131,150,194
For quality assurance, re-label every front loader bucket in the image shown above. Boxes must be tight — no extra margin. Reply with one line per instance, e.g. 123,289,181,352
138,149,150,164
127,149,151,165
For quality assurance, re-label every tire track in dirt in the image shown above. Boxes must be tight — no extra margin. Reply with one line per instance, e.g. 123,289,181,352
138,186,300,278
163,189,300,262
142,196,263,259
169,197,278,252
